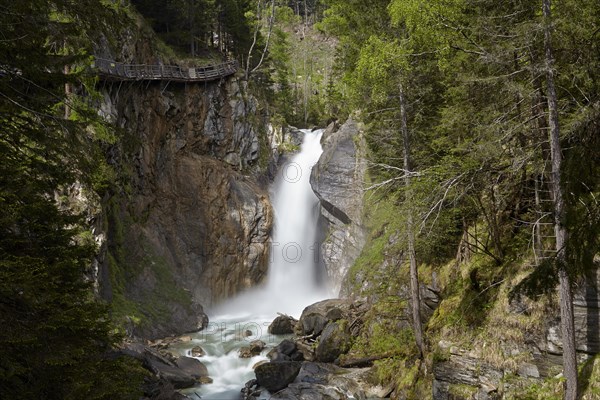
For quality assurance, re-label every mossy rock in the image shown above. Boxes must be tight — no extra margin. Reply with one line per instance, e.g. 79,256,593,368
315,321,352,363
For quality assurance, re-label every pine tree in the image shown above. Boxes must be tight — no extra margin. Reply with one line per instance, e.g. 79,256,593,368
0,1,145,398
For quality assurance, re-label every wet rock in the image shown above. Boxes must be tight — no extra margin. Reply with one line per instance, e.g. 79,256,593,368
253,360,269,369
269,315,298,335
240,340,266,358
250,340,266,353
199,376,213,384
141,378,188,400
241,379,261,400
285,127,304,147
174,356,208,379
239,348,255,358
190,346,205,357
315,321,352,363
268,350,291,362
255,361,302,392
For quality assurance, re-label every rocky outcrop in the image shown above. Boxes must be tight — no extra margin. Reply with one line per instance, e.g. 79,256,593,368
310,119,367,294
98,77,274,339
432,266,600,399
121,342,209,390
251,361,390,400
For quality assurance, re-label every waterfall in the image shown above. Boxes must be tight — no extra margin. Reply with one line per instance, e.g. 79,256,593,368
211,129,328,319
180,129,328,400
266,129,326,309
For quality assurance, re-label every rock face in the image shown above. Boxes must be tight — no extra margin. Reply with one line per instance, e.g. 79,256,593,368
97,74,275,338
310,119,367,294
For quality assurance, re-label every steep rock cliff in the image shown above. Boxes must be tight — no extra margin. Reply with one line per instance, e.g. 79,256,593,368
99,77,274,339
310,119,367,294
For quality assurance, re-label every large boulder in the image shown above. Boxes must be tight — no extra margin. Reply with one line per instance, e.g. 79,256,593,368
315,321,352,363
296,299,348,336
174,356,209,379
255,361,303,392
269,315,298,335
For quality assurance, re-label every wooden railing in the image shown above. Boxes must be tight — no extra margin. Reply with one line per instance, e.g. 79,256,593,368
92,58,238,82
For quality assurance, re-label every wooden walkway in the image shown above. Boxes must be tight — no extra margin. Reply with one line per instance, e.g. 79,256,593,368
93,58,238,82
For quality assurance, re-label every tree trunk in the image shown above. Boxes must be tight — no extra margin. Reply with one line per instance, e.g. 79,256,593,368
64,64,71,120
542,1,577,399
534,176,543,260
249,0,276,76
399,83,424,358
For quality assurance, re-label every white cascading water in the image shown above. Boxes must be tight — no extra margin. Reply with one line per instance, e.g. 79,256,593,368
177,129,328,400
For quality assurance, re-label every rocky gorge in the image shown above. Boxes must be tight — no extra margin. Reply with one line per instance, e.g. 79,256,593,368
97,76,275,338
95,82,600,399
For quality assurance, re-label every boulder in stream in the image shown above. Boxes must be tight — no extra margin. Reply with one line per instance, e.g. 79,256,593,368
295,299,348,336
269,314,298,334
255,361,302,392
239,340,266,358
190,345,205,357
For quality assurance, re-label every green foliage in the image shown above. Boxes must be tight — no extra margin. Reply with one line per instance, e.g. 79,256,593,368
579,355,600,400
0,1,145,397
511,375,564,400
325,0,599,396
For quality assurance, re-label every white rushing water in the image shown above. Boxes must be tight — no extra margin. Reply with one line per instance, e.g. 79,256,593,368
178,129,328,400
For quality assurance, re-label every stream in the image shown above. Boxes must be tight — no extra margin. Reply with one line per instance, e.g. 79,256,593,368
176,129,329,399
